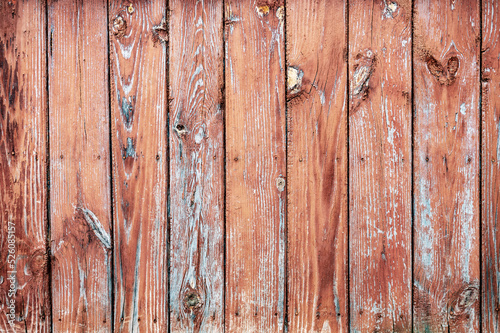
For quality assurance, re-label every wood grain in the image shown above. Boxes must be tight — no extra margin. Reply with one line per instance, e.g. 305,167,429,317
224,0,286,331
169,0,224,331
482,0,500,331
413,0,480,331
348,1,412,331
108,1,169,331
48,0,112,330
286,0,348,332
0,1,50,332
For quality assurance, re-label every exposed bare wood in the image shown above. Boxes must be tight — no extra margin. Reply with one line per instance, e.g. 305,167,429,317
224,0,286,331
349,1,412,331
0,1,50,332
286,0,348,332
108,0,169,331
48,0,112,330
169,0,224,331
413,0,480,331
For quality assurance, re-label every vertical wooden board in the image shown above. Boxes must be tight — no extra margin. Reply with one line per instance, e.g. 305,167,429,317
108,1,168,331
413,0,480,331
286,0,348,332
348,1,412,331
0,1,49,332
225,0,286,331
48,0,112,330
482,0,500,331
169,0,224,331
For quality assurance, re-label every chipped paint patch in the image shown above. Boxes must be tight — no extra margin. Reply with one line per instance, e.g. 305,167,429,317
460,103,466,115
194,127,205,144
125,137,136,158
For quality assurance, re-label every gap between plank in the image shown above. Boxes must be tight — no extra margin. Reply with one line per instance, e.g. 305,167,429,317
345,0,351,331
44,0,53,329
105,0,115,330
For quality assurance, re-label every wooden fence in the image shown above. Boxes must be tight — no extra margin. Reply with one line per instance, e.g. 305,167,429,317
0,0,498,332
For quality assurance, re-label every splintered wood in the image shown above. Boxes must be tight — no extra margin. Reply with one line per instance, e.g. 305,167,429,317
0,0,495,332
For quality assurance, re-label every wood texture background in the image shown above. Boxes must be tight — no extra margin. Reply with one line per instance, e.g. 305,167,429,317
169,0,224,331
48,0,112,330
286,0,348,332
0,0,497,332
413,0,480,331
0,1,49,332
109,1,169,331
225,0,286,331
349,0,412,331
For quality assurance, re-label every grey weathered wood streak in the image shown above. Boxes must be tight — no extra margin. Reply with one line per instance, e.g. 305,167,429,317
482,0,500,331
286,0,348,332
169,0,224,331
224,0,286,331
413,0,480,331
48,0,112,330
108,0,169,331
0,1,50,332
349,0,412,331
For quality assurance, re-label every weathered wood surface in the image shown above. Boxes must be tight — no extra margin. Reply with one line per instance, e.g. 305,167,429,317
48,0,112,330
108,1,169,331
0,1,50,332
482,0,500,331
224,0,286,331
413,0,480,331
286,0,348,332
169,0,224,331
2,1,498,332
349,1,412,332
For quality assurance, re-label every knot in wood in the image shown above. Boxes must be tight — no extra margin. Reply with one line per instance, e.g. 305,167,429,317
383,0,399,18
425,53,460,85
449,284,479,317
287,66,303,94
183,291,202,310
127,4,135,14
351,49,375,97
112,15,127,38
174,124,188,136
256,5,270,17
276,177,285,192
152,17,168,45
276,6,284,21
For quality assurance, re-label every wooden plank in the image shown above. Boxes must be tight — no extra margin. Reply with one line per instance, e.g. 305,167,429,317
48,0,112,330
348,1,412,331
413,0,480,331
224,0,286,331
108,1,168,331
168,0,224,331
482,0,500,331
285,0,348,332
0,1,50,332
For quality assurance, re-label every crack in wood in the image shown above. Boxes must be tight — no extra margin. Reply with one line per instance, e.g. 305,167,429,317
79,208,111,250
